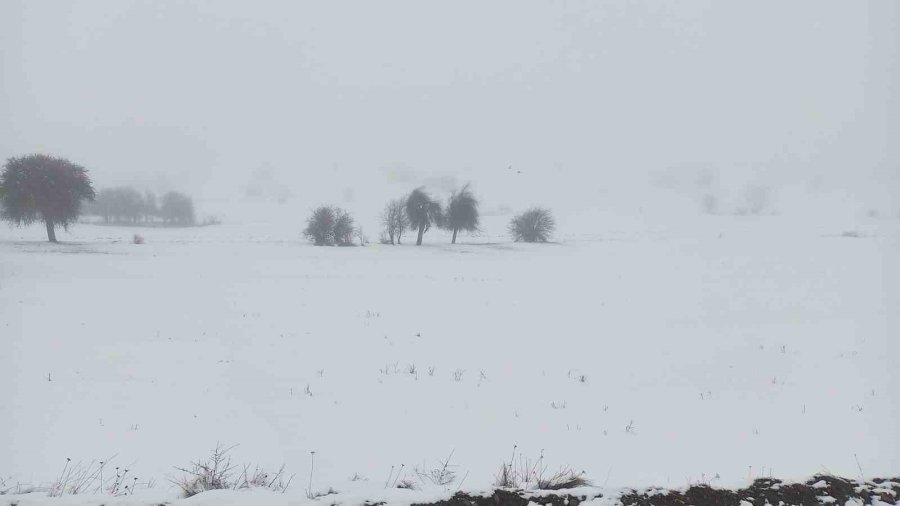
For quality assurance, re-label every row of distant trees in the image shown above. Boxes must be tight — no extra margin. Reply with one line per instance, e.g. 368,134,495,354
0,154,553,244
0,154,202,242
304,184,555,247
83,187,195,225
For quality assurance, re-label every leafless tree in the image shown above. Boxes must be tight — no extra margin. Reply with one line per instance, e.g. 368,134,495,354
381,198,409,245
333,209,354,246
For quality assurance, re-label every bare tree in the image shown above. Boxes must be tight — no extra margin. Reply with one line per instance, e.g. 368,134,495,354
354,227,368,246
509,207,555,243
405,188,442,246
443,183,479,244
0,154,96,242
381,198,408,245
333,208,355,246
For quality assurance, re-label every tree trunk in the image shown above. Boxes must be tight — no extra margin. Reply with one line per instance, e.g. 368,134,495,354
389,233,395,245
451,227,458,244
45,219,57,243
416,224,425,245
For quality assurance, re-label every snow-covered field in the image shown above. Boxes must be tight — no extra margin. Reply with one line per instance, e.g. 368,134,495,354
1,211,898,504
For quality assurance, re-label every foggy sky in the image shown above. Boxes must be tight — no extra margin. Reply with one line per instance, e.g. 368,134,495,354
1,1,898,221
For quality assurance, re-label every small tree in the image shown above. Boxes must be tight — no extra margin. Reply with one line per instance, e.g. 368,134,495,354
354,227,368,246
0,154,96,242
509,207,555,243
304,206,335,245
333,208,355,246
405,187,442,246
443,183,479,244
159,191,195,225
381,198,408,245
303,206,355,246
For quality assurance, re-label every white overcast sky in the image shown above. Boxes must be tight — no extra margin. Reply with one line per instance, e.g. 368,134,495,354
1,1,897,219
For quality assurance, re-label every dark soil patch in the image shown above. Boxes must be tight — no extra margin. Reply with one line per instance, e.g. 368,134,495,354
413,489,597,506
619,475,899,506
410,476,898,506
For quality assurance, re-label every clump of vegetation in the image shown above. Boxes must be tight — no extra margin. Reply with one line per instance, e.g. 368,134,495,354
303,206,355,246
172,444,293,498
395,479,417,490
493,447,590,490
0,475,42,496
307,487,339,498
0,154,96,242
384,464,418,490
414,451,462,488
173,445,235,497
509,208,555,243
536,469,591,490
43,457,148,497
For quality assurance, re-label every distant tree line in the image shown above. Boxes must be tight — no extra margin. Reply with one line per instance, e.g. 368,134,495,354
304,183,556,247
1,153,555,244
83,187,196,226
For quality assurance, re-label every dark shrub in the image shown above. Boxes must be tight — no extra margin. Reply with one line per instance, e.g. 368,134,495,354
509,207,555,243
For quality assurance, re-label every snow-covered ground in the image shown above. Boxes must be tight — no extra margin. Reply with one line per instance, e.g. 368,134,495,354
1,210,898,504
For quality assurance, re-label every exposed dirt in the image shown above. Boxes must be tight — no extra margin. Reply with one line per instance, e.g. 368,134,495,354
410,476,899,506
412,488,595,506
620,475,899,506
